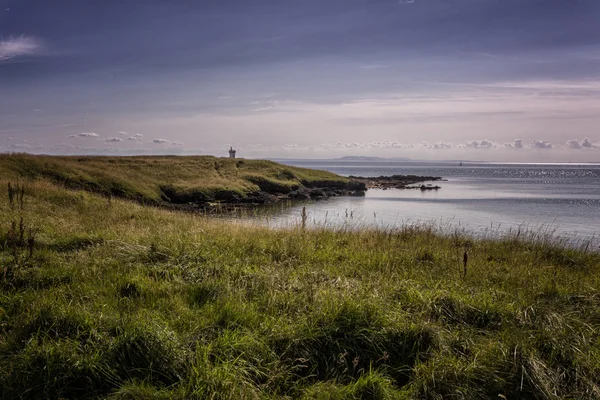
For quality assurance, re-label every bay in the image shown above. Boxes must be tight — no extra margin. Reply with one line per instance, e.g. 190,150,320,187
245,160,600,247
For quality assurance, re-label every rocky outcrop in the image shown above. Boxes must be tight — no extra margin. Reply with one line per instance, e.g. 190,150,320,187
161,179,366,211
350,175,442,190
289,182,366,200
162,175,443,211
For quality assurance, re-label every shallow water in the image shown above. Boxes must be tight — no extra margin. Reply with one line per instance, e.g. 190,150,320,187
245,160,600,246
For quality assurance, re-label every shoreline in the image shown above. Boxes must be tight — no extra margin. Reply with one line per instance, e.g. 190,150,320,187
349,174,443,190
182,174,443,211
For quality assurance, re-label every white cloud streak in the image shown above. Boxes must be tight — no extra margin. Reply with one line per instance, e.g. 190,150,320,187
127,133,144,141
68,132,99,138
0,36,41,63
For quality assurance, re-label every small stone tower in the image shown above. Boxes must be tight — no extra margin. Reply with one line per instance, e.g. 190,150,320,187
228,146,236,158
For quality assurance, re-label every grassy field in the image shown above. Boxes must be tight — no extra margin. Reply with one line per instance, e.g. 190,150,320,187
0,154,352,206
1,156,600,399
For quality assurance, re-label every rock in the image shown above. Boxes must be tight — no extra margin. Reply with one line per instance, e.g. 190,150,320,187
309,189,327,198
290,188,311,199
349,174,442,190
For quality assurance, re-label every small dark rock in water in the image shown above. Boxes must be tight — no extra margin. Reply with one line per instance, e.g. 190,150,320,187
419,184,441,191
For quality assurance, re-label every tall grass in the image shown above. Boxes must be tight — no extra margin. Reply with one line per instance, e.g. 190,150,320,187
0,164,599,399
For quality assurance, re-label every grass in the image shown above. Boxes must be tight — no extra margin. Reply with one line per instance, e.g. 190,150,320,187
1,155,600,399
0,153,351,205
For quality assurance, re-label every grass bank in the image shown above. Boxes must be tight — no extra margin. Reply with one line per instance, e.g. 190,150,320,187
0,154,361,207
1,160,600,399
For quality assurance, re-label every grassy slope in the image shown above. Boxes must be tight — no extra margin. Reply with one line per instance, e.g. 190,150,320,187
0,154,350,204
1,166,600,399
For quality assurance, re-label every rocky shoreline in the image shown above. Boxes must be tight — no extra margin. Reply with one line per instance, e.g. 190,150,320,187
350,174,443,190
161,180,367,212
165,174,442,211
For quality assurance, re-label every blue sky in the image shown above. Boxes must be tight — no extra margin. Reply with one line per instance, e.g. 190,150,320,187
1,0,600,161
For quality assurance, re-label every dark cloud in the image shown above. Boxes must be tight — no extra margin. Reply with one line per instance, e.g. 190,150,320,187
105,137,122,142
3,0,600,162
3,0,600,79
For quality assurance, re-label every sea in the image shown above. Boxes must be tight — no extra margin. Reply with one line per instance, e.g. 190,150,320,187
245,160,600,247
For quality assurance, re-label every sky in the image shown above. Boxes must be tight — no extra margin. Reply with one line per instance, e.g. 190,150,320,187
1,0,600,162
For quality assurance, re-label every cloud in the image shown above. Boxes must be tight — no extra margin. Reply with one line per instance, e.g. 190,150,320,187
105,137,123,142
421,141,452,150
68,132,99,138
504,139,524,149
0,36,41,63
313,138,585,154
318,141,457,151
566,138,597,149
532,140,553,149
171,141,184,145
466,139,495,149
127,133,144,141
118,131,129,135
582,138,595,148
431,142,452,150
152,138,171,144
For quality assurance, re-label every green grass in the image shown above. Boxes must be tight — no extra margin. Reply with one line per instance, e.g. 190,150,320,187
0,153,350,205
1,157,600,399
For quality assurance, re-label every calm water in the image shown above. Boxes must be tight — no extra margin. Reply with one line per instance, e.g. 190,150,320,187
249,161,600,245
